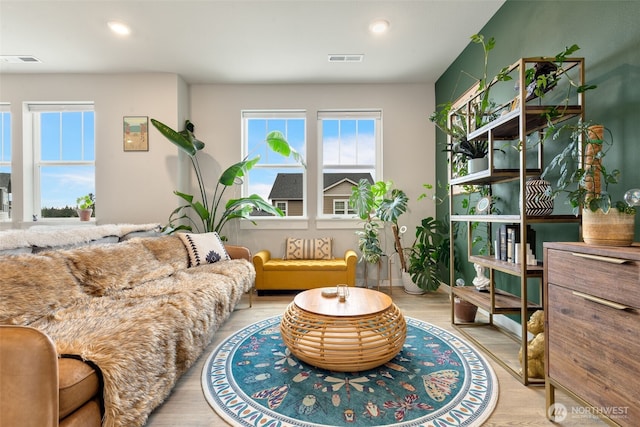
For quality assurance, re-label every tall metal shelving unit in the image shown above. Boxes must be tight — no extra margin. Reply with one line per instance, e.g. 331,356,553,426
447,57,586,385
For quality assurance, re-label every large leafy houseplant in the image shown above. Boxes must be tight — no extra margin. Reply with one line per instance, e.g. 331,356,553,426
542,120,636,216
151,119,304,237
349,179,408,265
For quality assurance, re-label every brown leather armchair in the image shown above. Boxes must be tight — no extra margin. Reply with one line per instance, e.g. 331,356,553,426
0,326,102,427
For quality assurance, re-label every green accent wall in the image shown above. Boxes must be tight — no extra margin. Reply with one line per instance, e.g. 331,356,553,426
434,0,640,308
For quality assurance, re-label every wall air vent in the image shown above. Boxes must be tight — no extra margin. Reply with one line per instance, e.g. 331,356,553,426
328,54,364,63
0,55,42,63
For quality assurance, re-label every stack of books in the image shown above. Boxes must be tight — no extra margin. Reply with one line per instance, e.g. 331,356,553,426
495,224,537,265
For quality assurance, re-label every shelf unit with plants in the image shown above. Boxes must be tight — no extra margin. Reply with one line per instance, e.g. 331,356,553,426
446,56,587,385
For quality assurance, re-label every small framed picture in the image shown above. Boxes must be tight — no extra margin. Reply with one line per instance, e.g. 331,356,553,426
123,116,149,151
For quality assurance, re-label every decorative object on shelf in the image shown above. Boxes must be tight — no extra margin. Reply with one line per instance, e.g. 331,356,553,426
624,188,640,206
525,177,554,216
76,193,94,221
123,116,149,152
151,119,305,239
454,279,478,323
542,121,636,246
476,196,492,214
518,310,545,379
468,156,489,174
472,263,490,291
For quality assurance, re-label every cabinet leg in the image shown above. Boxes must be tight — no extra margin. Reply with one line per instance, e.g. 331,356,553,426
545,380,557,422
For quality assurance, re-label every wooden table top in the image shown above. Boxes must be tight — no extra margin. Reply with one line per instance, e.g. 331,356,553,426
294,287,393,317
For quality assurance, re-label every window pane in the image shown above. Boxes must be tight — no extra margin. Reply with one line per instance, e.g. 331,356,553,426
320,113,380,217
249,167,304,217
244,112,306,218
40,165,95,218
41,112,61,161
1,111,11,220
36,107,95,218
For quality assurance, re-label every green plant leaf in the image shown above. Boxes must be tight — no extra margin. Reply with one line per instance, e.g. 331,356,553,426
219,157,260,186
150,119,197,156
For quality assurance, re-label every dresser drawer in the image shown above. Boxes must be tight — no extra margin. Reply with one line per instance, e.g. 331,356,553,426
546,248,640,308
547,283,640,426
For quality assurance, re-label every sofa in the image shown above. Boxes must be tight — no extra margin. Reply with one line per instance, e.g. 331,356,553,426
253,237,357,294
0,226,255,427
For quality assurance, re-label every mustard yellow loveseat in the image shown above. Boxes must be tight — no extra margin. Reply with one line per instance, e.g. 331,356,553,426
253,249,357,293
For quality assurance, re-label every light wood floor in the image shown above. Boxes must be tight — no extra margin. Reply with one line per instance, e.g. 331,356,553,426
146,287,606,427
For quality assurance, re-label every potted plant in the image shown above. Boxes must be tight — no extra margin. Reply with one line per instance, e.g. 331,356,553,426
542,120,637,246
349,179,408,267
151,119,304,239
429,34,511,175
76,193,94,221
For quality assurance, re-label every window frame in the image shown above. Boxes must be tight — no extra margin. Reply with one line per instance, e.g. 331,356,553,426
239,110,308,230
23,102,95,222
316,110,383,226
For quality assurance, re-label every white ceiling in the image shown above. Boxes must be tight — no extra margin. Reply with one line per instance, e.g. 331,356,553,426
0,0,505,85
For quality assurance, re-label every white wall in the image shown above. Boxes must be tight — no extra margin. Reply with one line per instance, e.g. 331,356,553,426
0,73,188,227
1,76,436,282
190,83,436,281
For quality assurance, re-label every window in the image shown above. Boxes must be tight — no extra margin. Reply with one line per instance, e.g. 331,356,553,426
318,110,382,217
333,199,355,215
26,103,95,219
0,106,11,221
242,111,306,217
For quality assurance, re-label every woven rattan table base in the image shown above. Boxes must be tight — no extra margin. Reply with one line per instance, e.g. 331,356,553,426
280,291,406,371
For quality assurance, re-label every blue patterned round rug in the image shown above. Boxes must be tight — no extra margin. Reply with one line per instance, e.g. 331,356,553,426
202,316,497,427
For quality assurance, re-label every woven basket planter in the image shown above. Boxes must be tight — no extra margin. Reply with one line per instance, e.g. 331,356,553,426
582,208,635,246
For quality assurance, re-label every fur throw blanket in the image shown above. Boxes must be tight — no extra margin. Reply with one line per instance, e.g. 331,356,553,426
1,235,255,427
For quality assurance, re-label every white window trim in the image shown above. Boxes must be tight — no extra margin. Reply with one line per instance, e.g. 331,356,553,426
316,109,383,223
23,102,95,223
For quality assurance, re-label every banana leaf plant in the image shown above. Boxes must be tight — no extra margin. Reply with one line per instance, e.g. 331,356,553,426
349,179,408,265
151,119,305,238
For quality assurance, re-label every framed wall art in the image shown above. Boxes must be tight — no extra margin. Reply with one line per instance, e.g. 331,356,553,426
123,116,149,151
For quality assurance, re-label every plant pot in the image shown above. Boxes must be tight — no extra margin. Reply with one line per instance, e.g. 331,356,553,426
402,272,425,295
582,208,635,246
454,298,478,323
77,208,93,221
525,177,554,216
468,157,488,174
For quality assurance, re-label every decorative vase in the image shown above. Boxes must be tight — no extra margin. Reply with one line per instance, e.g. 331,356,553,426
77,208,93,221
582,208,635,246
402,272,425,295
525,177,554,216
468,157,489,174
454,298,478,323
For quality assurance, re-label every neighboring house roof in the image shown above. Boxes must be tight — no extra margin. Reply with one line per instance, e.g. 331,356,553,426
0,173,10,192
268,172,373,199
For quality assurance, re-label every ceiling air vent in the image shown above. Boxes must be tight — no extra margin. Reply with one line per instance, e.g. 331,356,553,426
0,55,42,63
328,54,364,63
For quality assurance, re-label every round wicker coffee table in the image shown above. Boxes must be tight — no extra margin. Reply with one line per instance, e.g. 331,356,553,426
280,287,406,372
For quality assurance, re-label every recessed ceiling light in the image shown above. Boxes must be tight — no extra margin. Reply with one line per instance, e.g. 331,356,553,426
108,21,131,36
369,19,390,34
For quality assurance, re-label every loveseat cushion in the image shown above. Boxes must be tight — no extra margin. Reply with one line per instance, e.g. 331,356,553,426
58,357,100,419
0,255,86,325
263,258,348,271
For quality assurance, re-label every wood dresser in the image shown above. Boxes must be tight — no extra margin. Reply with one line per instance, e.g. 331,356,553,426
544,242,640,426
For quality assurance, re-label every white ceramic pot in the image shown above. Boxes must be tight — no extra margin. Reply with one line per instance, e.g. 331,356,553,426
402,271,425,295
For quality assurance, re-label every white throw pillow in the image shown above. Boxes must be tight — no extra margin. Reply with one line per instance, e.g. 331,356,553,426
177,232,230,267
